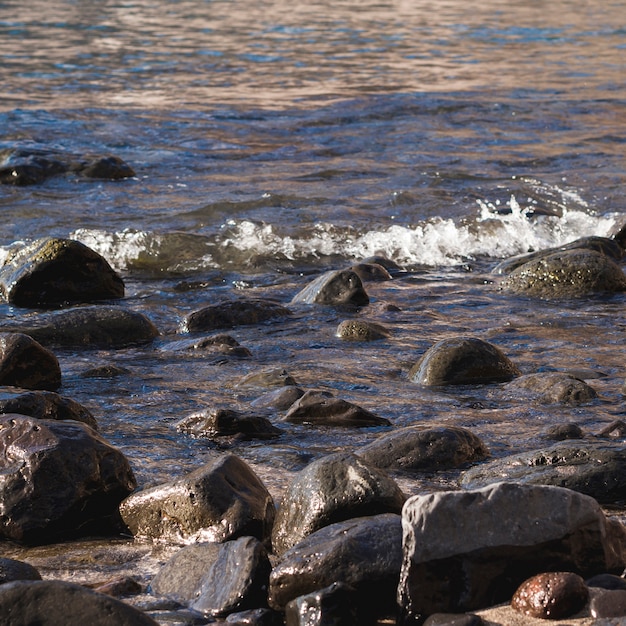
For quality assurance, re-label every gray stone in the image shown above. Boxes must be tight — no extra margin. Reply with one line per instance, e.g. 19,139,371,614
0,557,41,583
336,319,390,341
506,372,597,405
176,408,282,441
590,589,626,618
119,453,275,544
284,582,364,626
271,452,405,555
290,270,369,307
409,336,520,386
0,332,61,391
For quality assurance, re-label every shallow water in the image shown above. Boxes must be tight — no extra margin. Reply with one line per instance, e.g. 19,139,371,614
1,0,626,616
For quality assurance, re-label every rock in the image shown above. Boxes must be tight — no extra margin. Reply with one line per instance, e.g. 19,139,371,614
544,423,585,441
0,414,136,543
271,452,405,555
510,572,588,620
225,608,284,624
398,482,626,621
0,390,98,430
361,256,404,273
77,155,135,179
499,248,626,298
0,306,159,348
281,390,390,427
590,589,626,618
182,298,291,333
176,408,282,441
284,582,365,626
336,319,390,341
91,576,142,598
0,580,158,625
349,262,392,282
119,453,275,544
269,513,402,615
0,558,41,583
460,441,626,505
150,536,271,617
239,367,298,388
290,270,369,307
586,573,626,590
0,238,124,307
422,615,484,626
506,373,597,405
358,426,488,472
81,364,130,378
0,333,61,391
251,387,305,410
170,333,252,357
409,336,520,386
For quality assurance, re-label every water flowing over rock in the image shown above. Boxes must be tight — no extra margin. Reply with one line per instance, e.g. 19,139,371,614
176,407,282,441
336,319,391,341
0,332,61,391
271,452,405,555
119,453,275,544
290,269,369,307
0,415,136,544
398,482,626,622
409,336,521,386
506,372,598,405
0,237,124,307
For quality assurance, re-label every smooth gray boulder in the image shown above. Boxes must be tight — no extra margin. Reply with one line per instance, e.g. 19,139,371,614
0,332,61,391
409,336,520,386
271,452,405,555
398,482,626,621
119,453,275,544
176,408,282,441
0,558,41,583
506,372,598,405
291,270,369,307
150,536,271,617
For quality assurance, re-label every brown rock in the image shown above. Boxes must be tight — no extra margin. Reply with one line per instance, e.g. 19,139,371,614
0,333,61,391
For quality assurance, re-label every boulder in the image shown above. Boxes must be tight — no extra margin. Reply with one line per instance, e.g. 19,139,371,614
251,386,305,410
269,513,403,614
77,155,135,179
0,332,61,391
0,580,157,625
0,238,124,307
409,336,520,386
336,319,391,341
398,482,626,621
0,558,41,583
176,408,282,441
460,441,626,505
182,298,291,333
271,452,405,555
119,453,275,544
349,262,392,282
150,536,271,617
290,270,369,307
0,415,136,543
169,333,251,357
239,367,298,388
358,426,488,472
506,372,597,405
284,582,365,626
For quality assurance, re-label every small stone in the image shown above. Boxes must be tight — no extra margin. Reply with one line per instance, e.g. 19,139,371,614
239,368,298,388
336,320,390,341
544,423,585,441
291,269,369,307
511,572,588,620
590,589,626,618
176,408,282,441
91,576,143,597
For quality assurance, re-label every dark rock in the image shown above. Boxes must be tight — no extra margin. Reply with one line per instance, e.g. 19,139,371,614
0,579,158,624
176,408,282,441
119,453,275,544
290,270,369,307
358,425,488,472
597,420,626,438
271,452,405,555
336,319,390,341
0,557,41,583
225,607,284,624
586,573,626,591
269,513,403,614
0,414,136,543
251,386,305,410
0,305,159,348
171,334,252,358
460,441,626,505
150,536,271,617
0,238,124,307
239,367,298,388
281,390,390,427
409,336,520,386
182,298,291,333
422,614,484,626
590,589,626,618
349,262,392,282
506,372,597,405
510,571,588,619
0,333,61,391
544,423,585,441
499,248,626,298
91,576,143,597
284,582,364,626
77,155,136,179
361,255,404,273
398,482,626,620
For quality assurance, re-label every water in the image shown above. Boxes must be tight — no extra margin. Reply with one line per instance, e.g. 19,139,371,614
1,0,626,608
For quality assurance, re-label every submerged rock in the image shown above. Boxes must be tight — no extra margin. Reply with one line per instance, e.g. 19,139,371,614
349,262,393,282
0,332,61,391
239,367,298,388
285,582,365,626
506,372,598,405
291,269,369,307
336,319,391,341
176,408,282,441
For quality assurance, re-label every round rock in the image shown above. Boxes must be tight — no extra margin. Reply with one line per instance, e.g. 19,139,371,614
506,372,597,405
336,319,390,341
290,269,369,307
0,333,61,391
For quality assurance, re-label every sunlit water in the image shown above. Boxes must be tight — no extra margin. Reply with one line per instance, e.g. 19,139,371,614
1,0,626,608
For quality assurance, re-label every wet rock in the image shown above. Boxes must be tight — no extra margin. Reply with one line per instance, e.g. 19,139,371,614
284,582,364,626
0,332,61,391
358,425,488,472
176,408,282,441
349,262,392,282
0,390,98,430
171,333,252,357
281,390,390,427
0,414,136,543
77,155,136,179
0,237,124,307
544,422,585,441
590,589,626,618
271,452,405,555
239,367,298,388
91,576,143,598
460,441,626,505
119,453,275,544
81,364,131,378
510,571,588,620
225,608,284,624
499,248,626,298
586,573,626,591
0,580,158,624
336,319,390,341
422,614,484,626
0,557,41,583
182,298,291,333
150,536,271,617
361,255,404,273
409,336,520,386
269,513,402,615
398,482,626,620
251,386,305,410
506,372,597,405
0,305,159,348
290,269,369,307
